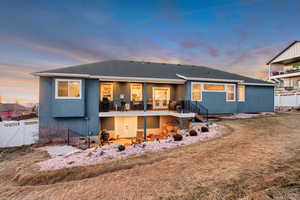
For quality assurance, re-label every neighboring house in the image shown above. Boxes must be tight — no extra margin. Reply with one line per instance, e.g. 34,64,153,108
33,60,274,138
0,103,30,120
267,41,300,94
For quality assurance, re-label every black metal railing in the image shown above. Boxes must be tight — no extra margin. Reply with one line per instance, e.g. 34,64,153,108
180,100,208,121
99,99,208,121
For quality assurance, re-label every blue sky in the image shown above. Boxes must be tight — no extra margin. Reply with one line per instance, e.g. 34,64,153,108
0,0,299,100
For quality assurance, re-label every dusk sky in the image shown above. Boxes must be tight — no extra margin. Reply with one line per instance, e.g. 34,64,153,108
0,0,299,101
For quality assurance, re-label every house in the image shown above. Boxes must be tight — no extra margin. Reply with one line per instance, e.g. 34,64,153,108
267,41,300,108
33,60,274,140
267,41,300,94
0,103,30,120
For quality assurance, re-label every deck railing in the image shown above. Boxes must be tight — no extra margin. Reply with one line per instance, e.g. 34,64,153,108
272,68,300,76
99,100,208,121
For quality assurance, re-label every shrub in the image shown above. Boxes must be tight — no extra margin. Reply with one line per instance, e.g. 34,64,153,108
173,134,183,141
118,145,126,152
189,130,198,136
201,126,209,132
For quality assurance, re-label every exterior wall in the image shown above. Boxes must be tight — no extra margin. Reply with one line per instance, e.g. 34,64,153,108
201,92,237,114
99,115,177,139
187,80,274,114
238,86,274,113
283,76,300,88
39,77,99,137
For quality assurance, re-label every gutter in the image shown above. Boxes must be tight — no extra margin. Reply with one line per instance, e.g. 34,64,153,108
240,82,275,86
33,72,186,84
176,74,274,86
176,74,244,83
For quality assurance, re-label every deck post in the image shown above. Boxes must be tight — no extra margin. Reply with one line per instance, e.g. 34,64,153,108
143,83,148,140
179,118,184,129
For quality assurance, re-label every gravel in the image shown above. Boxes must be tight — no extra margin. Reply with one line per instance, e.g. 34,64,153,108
37,123,222,171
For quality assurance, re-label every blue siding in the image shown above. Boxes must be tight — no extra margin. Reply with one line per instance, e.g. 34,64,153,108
52,79,85,117
187,81,274,114
39,77,99,137
200,92,237,114
238,86,274,113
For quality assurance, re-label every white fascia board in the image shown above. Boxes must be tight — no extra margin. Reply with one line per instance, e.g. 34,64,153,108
270,72,300,79
176,74,244,83
92,75,185,84
99,111,195,118
33,72,90,78
33,73,185,84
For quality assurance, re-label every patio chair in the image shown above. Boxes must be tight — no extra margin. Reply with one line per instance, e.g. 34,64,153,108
102,97,110,112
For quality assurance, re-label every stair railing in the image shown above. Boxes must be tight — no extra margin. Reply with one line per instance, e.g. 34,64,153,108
180,100,208,122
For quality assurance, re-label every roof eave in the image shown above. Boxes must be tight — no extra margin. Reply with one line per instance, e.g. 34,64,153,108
266,40,300,65
33,72,186,84
176,74,244,83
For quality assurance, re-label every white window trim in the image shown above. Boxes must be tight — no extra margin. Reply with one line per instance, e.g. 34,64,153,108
191,82,237,102
100,82,114,101
130,83,143,101
238,85,245,102
152,87,170,109
55,79,82,99
226,84,236,102
191,82,203,101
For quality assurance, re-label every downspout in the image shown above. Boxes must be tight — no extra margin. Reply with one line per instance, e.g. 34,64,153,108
143,83,147,141
268,64,271,81
84,80,91,146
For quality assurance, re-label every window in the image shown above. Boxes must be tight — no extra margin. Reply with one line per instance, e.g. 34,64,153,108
101,83,113,101
100,117,114,131
226,84,235,101
55,79,81,99
192,83,202,101
138,116,160,129
238,85,245,101
131,84,143,101
204,84,225,91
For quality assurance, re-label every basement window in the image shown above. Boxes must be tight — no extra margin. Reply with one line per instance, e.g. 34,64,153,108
55,79,81,99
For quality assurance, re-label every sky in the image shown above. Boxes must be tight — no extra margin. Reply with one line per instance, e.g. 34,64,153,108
0,0,299,101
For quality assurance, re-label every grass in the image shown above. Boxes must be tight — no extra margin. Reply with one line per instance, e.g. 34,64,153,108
0,112,300,200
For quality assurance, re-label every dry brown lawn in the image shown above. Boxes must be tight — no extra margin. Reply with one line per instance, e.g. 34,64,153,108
0,112,300,200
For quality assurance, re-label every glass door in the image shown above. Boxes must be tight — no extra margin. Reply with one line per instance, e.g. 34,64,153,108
153,87,170,109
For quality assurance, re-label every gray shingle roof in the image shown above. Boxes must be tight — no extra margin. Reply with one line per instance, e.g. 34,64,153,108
36,60,272,84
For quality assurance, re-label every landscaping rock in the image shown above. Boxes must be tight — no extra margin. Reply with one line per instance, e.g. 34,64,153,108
189,130,198,136
201,126,209,132
87,152,93,157
118,145,126,152
67,161,75,165
37,123,222,171
173,134,183,141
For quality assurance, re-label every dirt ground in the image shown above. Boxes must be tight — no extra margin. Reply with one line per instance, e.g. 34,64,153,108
0,112,300,200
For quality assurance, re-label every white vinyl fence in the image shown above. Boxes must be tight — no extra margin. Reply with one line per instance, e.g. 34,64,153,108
275,95,300,107
0,120,38,148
